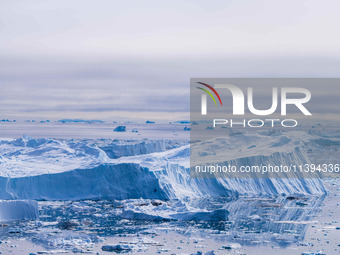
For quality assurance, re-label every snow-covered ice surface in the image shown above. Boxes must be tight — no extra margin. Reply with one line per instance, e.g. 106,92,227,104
0,122,338,254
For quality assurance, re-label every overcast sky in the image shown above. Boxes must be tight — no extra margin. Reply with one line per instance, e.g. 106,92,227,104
1,0,340,121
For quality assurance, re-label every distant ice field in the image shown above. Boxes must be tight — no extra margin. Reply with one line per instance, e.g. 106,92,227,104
0,122,190,140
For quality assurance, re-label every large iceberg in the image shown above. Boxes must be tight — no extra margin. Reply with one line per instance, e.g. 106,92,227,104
0,129,332,201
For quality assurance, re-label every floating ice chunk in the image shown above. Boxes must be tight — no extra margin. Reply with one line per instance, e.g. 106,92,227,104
171,209,228,222
121,210,171,221
113,126,126,132
0,200,38,221
36,250,69,254
100,140,165,159
102,244,133,252
221,243,242,249
56,220,79,230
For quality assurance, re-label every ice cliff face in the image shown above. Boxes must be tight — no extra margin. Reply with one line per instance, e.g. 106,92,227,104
1,163,168,200
0,200,38,221
0,129,333,201
154,162,326,199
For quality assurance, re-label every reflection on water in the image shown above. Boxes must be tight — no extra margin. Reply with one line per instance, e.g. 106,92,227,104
0,195,326,252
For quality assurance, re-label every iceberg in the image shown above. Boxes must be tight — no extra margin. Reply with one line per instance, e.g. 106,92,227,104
0,129,332,201
113,125,126,132
0,163,168,200
0,200,38,221
100,139,165,159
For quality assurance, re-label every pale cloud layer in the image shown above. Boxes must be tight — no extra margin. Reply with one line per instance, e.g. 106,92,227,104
0,0,340,121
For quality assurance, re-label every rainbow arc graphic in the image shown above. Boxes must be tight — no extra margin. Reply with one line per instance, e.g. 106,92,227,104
196,82,222,106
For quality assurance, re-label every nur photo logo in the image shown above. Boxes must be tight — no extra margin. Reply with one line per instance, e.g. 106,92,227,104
197,82,312,116
193,79,314,128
